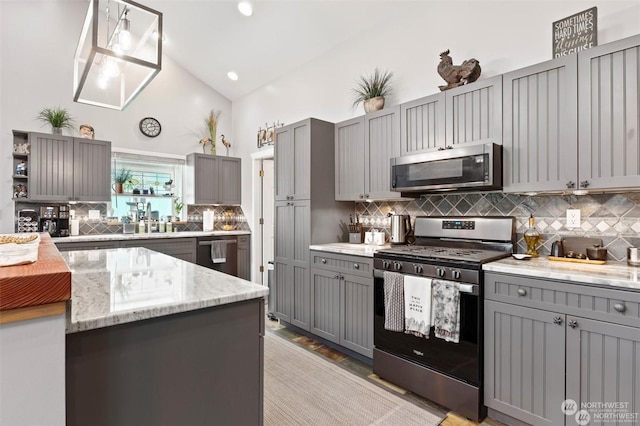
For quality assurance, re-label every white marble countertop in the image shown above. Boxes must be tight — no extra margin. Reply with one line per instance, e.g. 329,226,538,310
53,230,250,243
61,247,268,333
309,242,391,258
484,257,640,291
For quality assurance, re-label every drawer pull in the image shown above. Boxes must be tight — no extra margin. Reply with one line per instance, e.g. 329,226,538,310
568,320,578,329
321,258,326,264
614,303,626,313
517,288,527,296
354,263,359,269
553,316,563,326
334,274,340,279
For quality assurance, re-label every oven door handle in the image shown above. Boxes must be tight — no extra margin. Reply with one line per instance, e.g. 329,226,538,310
374,270,479,296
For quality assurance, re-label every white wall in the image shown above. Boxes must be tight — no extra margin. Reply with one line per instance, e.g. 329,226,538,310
231,0,640,227
0,0,232,233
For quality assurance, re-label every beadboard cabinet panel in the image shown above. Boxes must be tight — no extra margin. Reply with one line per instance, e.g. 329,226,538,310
365,105,402,200
400,93,446,156
310,268,341,343
29,133,74,201
335,117,366,201
578,35,640,190
73,138,111,201
503,55,578,193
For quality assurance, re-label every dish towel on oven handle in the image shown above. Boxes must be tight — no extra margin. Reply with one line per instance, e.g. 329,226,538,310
432,279,461,343
403,275,433,338
383,271,405,332
210,240,227,263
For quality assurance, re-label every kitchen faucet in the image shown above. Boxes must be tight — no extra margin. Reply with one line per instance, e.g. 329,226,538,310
146,201,152,233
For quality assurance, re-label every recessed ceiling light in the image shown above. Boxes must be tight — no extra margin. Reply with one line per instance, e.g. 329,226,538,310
227,71,239,81
238,1,253,17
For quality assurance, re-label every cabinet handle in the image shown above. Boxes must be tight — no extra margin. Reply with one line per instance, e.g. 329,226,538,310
334,274,340,279
517,288,527,296
340,275,345,280
566,181,575,189
553,316,563,326
446,146,453,149
568,320,578,329
614,303,626,313
359,194,364,199
580,180,590,188
354,263,359,269
321,258,326,264
438,147,445,151
364,194,369,198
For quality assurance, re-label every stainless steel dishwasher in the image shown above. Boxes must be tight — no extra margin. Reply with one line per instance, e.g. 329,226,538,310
196,236,238,277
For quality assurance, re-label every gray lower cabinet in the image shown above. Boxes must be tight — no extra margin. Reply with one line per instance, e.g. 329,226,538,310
55,241,121,251
120,238,197,263
237,235,251,281
484,272,640,426
310,251,374,358
184,153,241,205
28,132,111,201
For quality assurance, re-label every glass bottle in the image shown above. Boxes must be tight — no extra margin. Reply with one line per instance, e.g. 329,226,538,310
524,214,541,257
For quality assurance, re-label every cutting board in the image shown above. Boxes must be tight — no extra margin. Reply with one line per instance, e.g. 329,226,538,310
561,237,603,256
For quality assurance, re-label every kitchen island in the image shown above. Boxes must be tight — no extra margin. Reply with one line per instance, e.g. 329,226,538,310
63,247,268,426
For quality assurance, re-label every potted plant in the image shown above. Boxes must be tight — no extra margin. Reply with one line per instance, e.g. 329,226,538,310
204,109,221,155
174,197,184,220
36,106,75,134
113,169,132,194
352,68,393,113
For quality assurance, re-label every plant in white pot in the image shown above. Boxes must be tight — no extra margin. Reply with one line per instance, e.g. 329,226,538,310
352,68,393,113
36,106,75,135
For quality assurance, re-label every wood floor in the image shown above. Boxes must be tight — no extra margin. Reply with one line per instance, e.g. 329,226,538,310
265,317,507,426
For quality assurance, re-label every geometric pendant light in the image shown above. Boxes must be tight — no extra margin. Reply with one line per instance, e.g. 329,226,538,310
73,0,162,110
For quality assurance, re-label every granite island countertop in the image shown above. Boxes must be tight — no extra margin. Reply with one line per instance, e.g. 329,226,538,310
53,230,250,243
309,242,391,258
61,247,268,333
483,256,640,292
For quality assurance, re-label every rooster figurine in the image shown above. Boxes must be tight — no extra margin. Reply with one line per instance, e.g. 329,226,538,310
437,49,481,91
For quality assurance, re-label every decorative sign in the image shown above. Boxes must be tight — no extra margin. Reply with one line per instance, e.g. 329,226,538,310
553,7,597,58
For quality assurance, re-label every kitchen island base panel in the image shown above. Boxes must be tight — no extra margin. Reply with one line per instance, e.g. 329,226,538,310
373,348,486,422
66,298,264,426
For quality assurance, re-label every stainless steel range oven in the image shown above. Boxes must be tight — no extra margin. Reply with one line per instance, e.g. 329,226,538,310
373,216,515,422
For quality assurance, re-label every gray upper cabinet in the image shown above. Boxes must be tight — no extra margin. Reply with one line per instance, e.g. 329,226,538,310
29,132,111,201
274,120,311,201
445,74,503,148
578,34,640,191
400,92,446,156
335,116,366,201
185,153,241,205
502,55,578,193
334,106,406,201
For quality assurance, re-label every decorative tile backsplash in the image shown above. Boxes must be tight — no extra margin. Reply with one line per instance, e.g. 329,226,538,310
356,192,640,261
14,202,250,234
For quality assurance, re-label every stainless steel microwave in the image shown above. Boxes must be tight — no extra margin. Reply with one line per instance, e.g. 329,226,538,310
390,143,502,193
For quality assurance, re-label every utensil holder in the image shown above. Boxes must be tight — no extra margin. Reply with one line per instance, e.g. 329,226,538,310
348,224,363,244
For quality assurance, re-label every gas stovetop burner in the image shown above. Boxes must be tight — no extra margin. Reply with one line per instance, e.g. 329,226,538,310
376,245,509,263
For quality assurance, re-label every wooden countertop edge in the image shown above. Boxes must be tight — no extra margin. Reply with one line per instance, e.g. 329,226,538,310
0,301,66,325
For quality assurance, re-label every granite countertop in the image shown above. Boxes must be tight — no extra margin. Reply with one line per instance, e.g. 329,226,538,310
484,256,640,291
53,230,250,243
309,242,391,258
61,247,268,333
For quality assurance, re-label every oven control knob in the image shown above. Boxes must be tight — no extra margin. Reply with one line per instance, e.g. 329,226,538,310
436,268,445,278
394,262,402,271
452,270,461,280
382,261,390,269
413,265,423,274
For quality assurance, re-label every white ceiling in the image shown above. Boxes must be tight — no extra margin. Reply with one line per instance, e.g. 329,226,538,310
145,0,406,100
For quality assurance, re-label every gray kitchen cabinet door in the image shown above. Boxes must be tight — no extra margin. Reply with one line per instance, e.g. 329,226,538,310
310,268,340,343
73,138,111,201
186,153,219,204
273,200,293,321
335,116,366,201
503,55,578,193
28,132,74,201
237,235,251,281
484,300,566,426
290,200,311,330
217,156,241,205
365,105,404,200
274,120,311,201
566,316,640,422
400,92,446,155
339,273,373,358
578,35,640,191
445,75,503,147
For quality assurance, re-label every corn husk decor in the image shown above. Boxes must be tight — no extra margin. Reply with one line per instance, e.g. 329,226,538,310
204,110,221,155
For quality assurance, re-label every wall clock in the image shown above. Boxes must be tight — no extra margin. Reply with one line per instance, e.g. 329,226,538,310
139,117,161,138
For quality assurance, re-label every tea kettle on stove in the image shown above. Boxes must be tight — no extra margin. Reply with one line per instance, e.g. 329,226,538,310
388,213,411,245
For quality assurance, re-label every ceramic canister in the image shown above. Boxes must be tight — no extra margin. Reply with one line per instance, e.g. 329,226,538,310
628,247,640,266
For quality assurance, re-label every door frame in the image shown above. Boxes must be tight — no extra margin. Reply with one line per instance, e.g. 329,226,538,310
251,147,274,285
